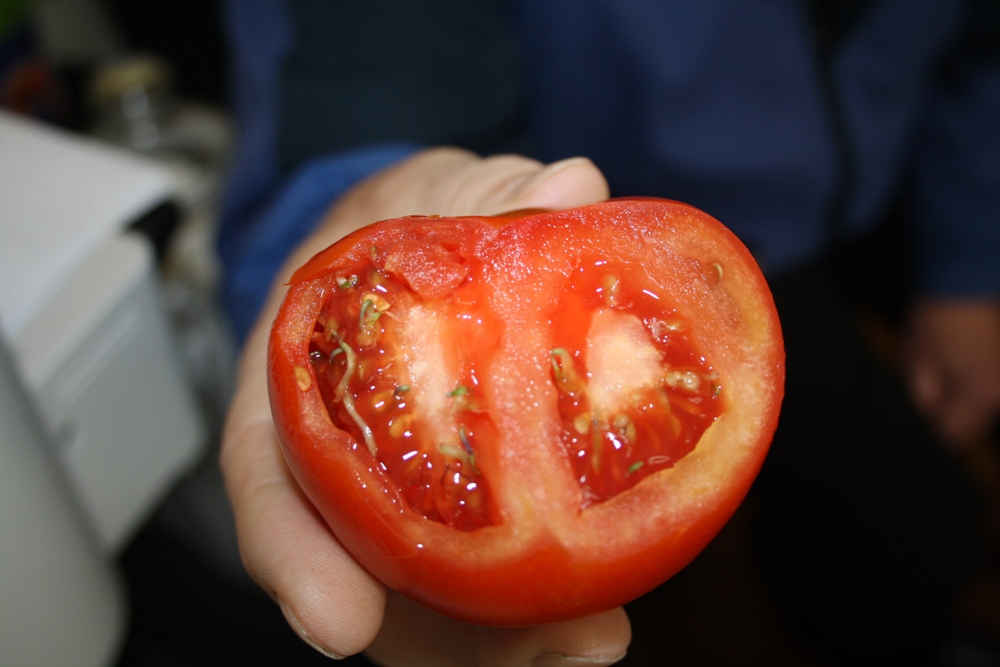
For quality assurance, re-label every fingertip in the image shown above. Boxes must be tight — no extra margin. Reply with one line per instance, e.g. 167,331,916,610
225,425,386,657
248,505,386,657
279,598,348,659
521,157,610,211
533,607,632,665
275,564,386,658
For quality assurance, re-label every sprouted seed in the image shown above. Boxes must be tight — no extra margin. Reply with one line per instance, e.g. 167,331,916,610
329,338,377,455
459,426,473,453
359,298,383,328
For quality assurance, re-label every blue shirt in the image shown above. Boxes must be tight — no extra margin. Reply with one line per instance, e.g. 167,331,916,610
219,0,1000,342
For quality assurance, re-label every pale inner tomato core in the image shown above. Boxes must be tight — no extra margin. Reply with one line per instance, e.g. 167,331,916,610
552,259,723,507
308,264,497,532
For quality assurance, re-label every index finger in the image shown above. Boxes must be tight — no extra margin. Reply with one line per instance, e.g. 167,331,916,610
221,320,386,658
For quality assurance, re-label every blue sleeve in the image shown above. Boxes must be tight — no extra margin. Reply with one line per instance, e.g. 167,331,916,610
217,0,292,251
220,144,418,344
909,61,1000,297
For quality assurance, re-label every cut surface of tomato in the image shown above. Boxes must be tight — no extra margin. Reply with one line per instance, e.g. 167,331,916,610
308,258,501,532
269,198,784,625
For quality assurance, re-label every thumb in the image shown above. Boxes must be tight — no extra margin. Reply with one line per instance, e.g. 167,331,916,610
511,156,611,212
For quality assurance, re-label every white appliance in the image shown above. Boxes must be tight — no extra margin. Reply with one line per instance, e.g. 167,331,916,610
0,110,206,665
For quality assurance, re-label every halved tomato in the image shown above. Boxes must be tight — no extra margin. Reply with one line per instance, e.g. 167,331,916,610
268,198,784,625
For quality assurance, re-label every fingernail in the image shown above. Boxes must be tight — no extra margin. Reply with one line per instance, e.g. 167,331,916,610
531,651,627,667
278,598,346,660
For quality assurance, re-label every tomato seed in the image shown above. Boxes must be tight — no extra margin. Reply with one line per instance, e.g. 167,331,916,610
294,366,312,391
371,389,395,411
389,414,413,438
361,292,391,312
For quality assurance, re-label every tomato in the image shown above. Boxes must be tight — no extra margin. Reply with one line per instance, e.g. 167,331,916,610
268,198,784,626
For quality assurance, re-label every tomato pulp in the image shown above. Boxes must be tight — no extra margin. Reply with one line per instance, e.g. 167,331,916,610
268,198,784,625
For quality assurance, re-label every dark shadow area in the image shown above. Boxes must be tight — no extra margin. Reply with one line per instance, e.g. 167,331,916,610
115,501,377,667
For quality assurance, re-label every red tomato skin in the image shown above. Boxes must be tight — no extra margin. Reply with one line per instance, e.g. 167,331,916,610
269,198,784,626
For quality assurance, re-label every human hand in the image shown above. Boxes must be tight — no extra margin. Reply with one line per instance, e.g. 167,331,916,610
220,148,631,665
905,298,1000,447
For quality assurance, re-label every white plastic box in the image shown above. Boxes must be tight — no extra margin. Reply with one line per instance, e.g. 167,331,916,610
8,232,204,551
0,109,204,553
0,110,206,666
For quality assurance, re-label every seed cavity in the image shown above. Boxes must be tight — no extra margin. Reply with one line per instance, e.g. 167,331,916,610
310,266,495,531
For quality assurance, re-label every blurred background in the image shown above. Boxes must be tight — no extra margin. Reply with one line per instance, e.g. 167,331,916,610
0,1,351,665
2,1,999,666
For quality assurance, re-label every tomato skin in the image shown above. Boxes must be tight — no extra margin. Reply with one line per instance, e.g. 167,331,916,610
268,198,784,625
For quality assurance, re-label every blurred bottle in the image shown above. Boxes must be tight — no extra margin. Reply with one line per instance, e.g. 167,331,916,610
89,53,174,154
89,53,236,440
